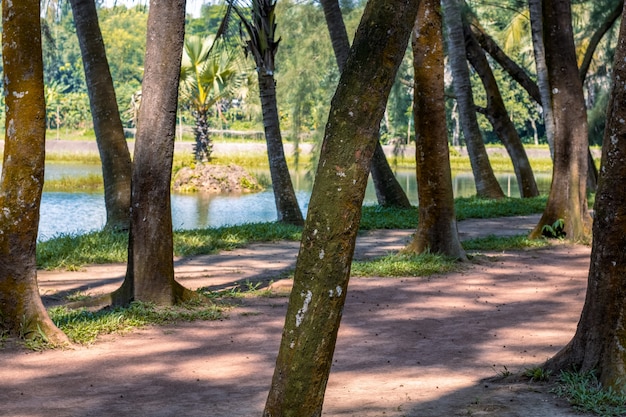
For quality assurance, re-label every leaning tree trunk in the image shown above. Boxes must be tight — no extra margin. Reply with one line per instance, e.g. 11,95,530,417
0,0,69,345
544,3,626,389
404,0,466,260
258,70,305,226
443,0,504,199
464,21,539,198
320,0,412,208
70,0,132,232
263,0,421,414
112,0,195,306
529,0,592,240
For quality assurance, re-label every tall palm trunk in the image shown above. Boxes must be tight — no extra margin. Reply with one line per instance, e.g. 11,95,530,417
442,0,504,199
70,0,132,231
258,71,304,225
320,0,411,208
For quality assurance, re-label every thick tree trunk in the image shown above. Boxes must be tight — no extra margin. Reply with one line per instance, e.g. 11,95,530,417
529,0,592,240
405,0,466,260
113,0,194,306
320,0,411,208
443,0,504,199
464,22,539,198
263,0,420,414
258,71,304,226
545,3,626,390
0,0,68,344
70,0,132,232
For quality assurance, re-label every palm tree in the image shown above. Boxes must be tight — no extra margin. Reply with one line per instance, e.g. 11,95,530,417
227,0,304,226
180,35,245,162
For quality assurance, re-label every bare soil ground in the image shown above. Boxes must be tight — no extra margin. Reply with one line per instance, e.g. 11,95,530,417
1,216,593,417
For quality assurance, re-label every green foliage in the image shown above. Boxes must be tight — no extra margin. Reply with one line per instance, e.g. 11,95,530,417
541,219,566,239
49,301,223,344
43,174,104,192
351,252,459,277
552,370,626,416
524,366,552,382
359,205,418,230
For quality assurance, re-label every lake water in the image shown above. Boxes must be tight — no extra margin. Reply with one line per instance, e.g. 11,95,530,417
37,163,551,241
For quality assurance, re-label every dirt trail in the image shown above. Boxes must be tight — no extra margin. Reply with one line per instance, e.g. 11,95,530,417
1,215,593,417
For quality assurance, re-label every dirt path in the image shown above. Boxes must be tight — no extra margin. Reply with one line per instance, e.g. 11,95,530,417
1,216,592,417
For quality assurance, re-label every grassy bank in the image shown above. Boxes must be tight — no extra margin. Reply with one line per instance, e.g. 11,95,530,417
37,196,548,270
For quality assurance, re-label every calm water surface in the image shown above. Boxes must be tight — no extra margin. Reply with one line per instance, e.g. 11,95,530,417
37,163,551,241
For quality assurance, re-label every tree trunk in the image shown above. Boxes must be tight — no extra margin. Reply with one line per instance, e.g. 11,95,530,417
404,0,466,260
529,0,555,155
320,0,411,208
0,0,68,345
112,0,195,306
442,0,504,199
70,0,132,232
263,0,420,414
545,3,626,389
258,70,304,226
464,21,539,198
529,0,592,240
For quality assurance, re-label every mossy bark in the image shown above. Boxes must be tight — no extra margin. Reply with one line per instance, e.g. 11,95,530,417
405,0,466,260
263,0,420,414
528,0,592,240
545,4,626,389
0,1,68,345
70,0,132,232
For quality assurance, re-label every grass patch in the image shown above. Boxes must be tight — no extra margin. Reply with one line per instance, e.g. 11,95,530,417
552,370,626,416
359,195,547,230
49,300,223,345
462,235,551,251
37,230,129,270
43,174,104,192
351,252,459,277
37,222,302,270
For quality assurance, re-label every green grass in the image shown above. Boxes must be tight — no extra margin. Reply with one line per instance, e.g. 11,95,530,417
552,370,626,416
37,222,302,270
462,235,551,251
37,196,549,270
43,174,104,192
351,252,459,277
48,300,223,345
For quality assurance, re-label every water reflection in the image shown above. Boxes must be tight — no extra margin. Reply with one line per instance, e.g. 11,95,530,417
37,166,551,241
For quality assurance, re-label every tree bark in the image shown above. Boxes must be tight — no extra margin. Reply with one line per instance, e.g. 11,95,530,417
528,0,592,240
404,0,466,260
442,0,504,199
544,2,626,390
320,0,411,208
112,0,195,306
263,0,420,414
70,0,132,232
529,0,555,155
258,70,305,226
464,21,539,198
0,0,69,344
